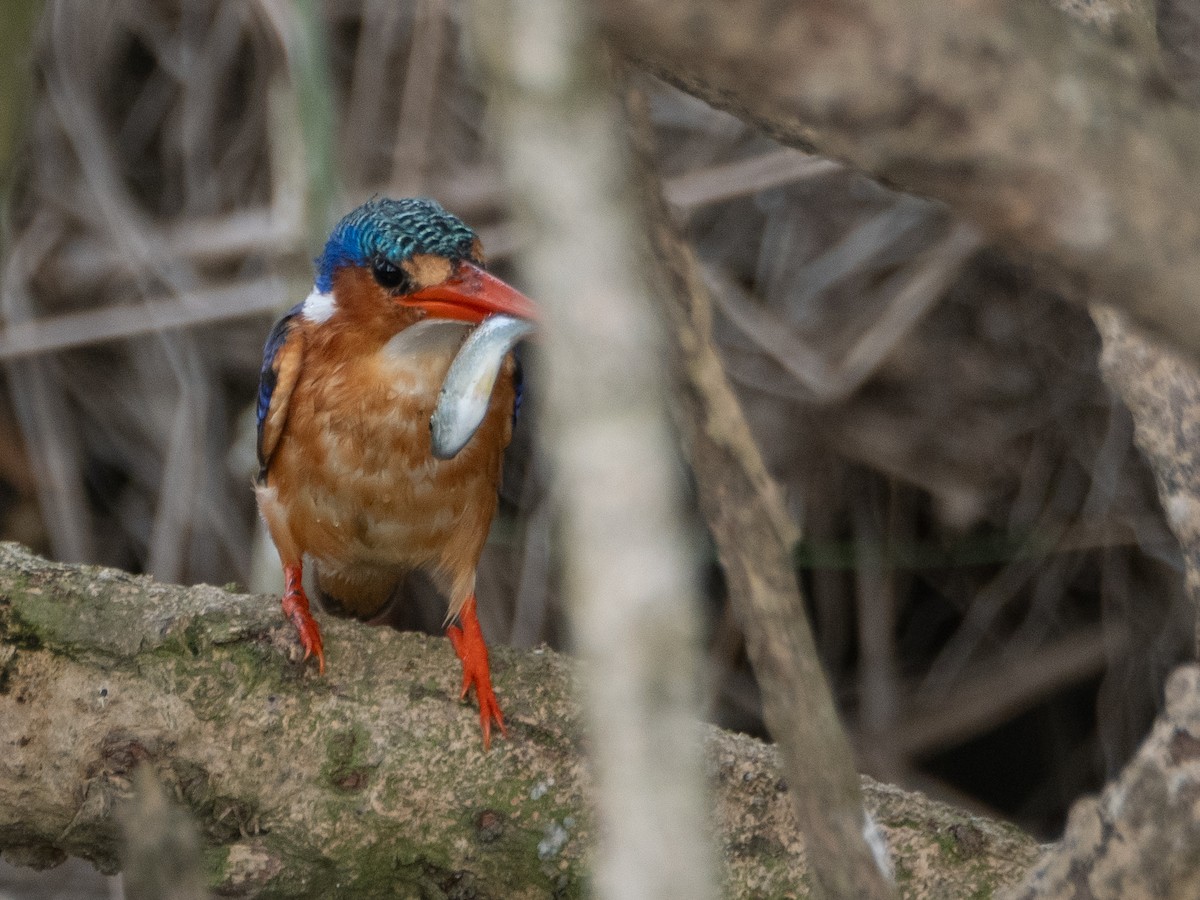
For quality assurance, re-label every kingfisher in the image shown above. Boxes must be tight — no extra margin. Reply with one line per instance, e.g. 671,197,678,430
254,197,538,748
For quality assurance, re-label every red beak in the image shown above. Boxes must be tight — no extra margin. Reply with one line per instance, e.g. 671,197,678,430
404,262,539,324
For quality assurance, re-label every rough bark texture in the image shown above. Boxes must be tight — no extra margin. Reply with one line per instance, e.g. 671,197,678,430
1006,665,1200,899
1092,307,1200,655
597,0,1200,360
624,76,895,899
0,542,1041,897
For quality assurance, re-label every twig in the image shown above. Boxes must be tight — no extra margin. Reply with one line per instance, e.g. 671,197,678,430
663,147,840,214
895,625,1120,757
0,214,96,563
624,73,895,899
706,219,980,403
0,278,292,361
389,0,446,195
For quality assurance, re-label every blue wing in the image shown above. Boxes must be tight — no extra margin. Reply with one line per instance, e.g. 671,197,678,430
255,302,304,482
512,349,524,428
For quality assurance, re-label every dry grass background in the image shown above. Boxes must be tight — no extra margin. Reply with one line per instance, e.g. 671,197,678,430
0,0,1190,853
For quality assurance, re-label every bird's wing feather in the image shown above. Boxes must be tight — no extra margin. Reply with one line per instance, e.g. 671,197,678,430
513,349,524,426
256,303,305,482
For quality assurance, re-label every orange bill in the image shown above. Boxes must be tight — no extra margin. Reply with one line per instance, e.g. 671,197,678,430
404,262,539,324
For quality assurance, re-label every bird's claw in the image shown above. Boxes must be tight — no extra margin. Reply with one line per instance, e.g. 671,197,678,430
282,586,325,675
447,606,506,750
471,677,506,751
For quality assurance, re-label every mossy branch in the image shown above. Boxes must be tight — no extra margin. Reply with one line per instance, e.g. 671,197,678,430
0,542,1038,897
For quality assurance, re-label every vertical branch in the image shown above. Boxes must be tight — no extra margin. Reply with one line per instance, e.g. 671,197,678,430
622,77,895,900
1092,307,1200,657
282,0,337,241
1,212,96,565
389,0,446,195
472,3,718,900
119,770,206,900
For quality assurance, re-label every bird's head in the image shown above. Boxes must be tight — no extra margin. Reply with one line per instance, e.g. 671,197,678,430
307,197,537,333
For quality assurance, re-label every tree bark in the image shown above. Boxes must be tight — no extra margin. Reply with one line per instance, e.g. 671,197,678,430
597,0,1200,360
0,542,1040,897
1006,665,1200,899
623,75,895,899
470,0,719,896
1091,308,1200,655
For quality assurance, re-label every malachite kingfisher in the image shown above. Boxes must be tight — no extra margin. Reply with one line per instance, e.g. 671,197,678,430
254,197,538,748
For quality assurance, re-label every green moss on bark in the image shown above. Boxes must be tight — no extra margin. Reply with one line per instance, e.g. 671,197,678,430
0,543,1039,897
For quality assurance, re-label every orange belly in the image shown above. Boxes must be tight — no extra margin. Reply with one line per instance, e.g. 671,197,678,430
259,323,515,617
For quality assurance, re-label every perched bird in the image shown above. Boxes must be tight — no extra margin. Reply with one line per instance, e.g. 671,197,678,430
254,197,538,747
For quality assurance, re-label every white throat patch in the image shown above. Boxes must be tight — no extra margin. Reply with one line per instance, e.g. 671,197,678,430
301,287,337,324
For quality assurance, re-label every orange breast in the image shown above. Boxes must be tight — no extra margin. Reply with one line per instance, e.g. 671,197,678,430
265,318,516,617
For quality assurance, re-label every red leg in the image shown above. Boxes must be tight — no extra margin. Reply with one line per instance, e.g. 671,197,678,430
281,562,325,674
446,594,506,749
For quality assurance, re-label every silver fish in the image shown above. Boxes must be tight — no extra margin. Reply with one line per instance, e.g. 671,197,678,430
430,313,535,460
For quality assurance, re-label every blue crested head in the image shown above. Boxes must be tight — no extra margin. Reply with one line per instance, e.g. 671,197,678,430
314,197,479,293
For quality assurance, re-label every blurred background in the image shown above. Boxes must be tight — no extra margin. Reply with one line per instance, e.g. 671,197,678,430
0,1,1192,892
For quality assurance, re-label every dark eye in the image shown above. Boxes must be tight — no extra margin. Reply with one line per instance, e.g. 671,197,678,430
371,258,407,291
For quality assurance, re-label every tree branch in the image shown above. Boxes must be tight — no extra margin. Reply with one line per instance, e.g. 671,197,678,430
1091,307,1200,655
623,74,895,899
469,0,720,895
1006,665,1200,898
598,0,1200,358
0,542,1039,897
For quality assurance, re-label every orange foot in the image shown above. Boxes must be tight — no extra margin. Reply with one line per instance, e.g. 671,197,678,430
447,594,506,749
281,563,325,674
